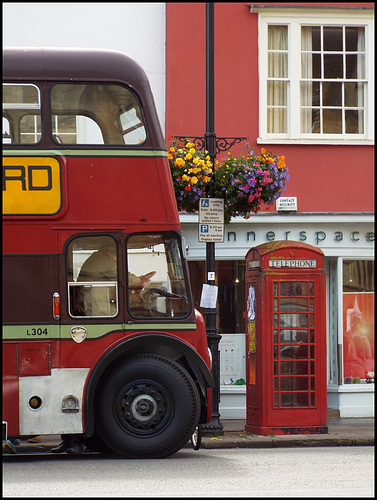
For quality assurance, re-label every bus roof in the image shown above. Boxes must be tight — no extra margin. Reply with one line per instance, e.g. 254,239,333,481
3,47,149,87
3,47,165,149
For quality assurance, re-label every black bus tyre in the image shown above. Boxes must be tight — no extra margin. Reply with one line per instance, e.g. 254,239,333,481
95,354,200,458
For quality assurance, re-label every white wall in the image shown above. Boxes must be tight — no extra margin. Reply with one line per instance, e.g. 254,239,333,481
2,2,166,131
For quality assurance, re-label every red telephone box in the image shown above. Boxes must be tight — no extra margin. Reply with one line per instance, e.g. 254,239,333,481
245,241,328,435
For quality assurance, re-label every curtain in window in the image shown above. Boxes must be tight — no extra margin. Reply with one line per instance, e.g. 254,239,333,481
267,26,288,134
300,27,313,133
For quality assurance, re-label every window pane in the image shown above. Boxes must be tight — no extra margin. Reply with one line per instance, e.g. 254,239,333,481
279,297,308,312
345,110,364,134
346,27,364,51
279,282,308,296
280,330,308,344
323,27,343,51
127,233,189,319
301,108,320,133
267,81,287,105
323,109,342,133
323,82,342,107
268,53,288,78
267,108,287,133
345,82,364,107
268,25,288,50
67,235,118,318
51,83,146,145
3,83,41,144
346,54,365,79
324,54,343,79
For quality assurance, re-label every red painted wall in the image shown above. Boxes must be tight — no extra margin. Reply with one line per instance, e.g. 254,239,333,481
165,2,374,213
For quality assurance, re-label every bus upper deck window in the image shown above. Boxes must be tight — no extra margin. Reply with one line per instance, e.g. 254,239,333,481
50,84,146,146
2,84,41,144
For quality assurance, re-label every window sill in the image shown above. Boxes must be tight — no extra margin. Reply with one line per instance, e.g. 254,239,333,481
257,138,374,146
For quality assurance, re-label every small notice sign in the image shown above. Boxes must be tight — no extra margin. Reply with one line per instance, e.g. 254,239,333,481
199,198,224,223
276,197,297,211
199,198,224,242
199,223,224,242
200,283,218,309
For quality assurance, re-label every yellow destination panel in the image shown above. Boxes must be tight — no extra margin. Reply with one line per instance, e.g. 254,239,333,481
3,157,62,215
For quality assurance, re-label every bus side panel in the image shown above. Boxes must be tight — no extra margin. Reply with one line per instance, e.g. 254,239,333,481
65,156,179,226
3,254,57,324
3,344,19,435
2,377,19,436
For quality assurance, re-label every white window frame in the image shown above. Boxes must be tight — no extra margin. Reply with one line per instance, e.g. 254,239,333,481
256,8,374,145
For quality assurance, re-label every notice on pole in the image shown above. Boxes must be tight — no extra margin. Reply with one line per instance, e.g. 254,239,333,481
199,198,224,223
199,198,224,242
198,223,224,242
200,283,218,309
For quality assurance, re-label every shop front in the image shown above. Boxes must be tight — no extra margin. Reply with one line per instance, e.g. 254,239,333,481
181,212,375,418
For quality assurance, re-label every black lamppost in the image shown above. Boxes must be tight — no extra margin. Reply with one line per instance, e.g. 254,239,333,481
174,3,246,435
201,2,223,435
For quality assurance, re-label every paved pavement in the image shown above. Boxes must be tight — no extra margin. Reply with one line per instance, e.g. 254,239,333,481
3,413,374,455
200,415,374,449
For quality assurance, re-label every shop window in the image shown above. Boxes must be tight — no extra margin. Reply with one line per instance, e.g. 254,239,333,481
343,260,374,382
188,260,245,334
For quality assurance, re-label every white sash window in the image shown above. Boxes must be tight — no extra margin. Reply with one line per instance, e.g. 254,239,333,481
257,9,374,144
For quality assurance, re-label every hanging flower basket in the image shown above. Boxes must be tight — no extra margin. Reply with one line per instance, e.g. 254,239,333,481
212,148,290,223
167,139,213,214
168,139,289,224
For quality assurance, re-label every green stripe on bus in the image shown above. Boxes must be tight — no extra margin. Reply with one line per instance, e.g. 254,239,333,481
2,149,167,158
2,322,197,340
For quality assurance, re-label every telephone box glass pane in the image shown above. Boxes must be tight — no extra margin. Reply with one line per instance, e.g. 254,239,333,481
280,329,308,343
280,313,308,327
280,282,308,296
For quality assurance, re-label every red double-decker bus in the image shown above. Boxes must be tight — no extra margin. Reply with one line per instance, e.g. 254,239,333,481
2,47,212,458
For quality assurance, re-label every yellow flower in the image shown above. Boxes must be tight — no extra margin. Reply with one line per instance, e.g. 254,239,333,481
167,153,173,160
185,153,193,160
175,158,185,167
193,157,199,165
169,147,175,152
186,142,194,148
277,156,286,169
189,148,196,155
182,174,189,182
202,175,211,182
190,176,198,185
198,159,205,167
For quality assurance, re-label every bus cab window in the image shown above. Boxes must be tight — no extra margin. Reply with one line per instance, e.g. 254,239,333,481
127,233,189,319
50,83,146,145
67,236,118,318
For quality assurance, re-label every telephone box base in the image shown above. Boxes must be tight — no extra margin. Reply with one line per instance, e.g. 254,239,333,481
245,424,328,436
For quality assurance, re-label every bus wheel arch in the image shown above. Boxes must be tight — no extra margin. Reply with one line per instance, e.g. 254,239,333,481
84,333,213,442
94,353,200,458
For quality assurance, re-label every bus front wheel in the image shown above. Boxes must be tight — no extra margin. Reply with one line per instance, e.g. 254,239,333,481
95,354,200,458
